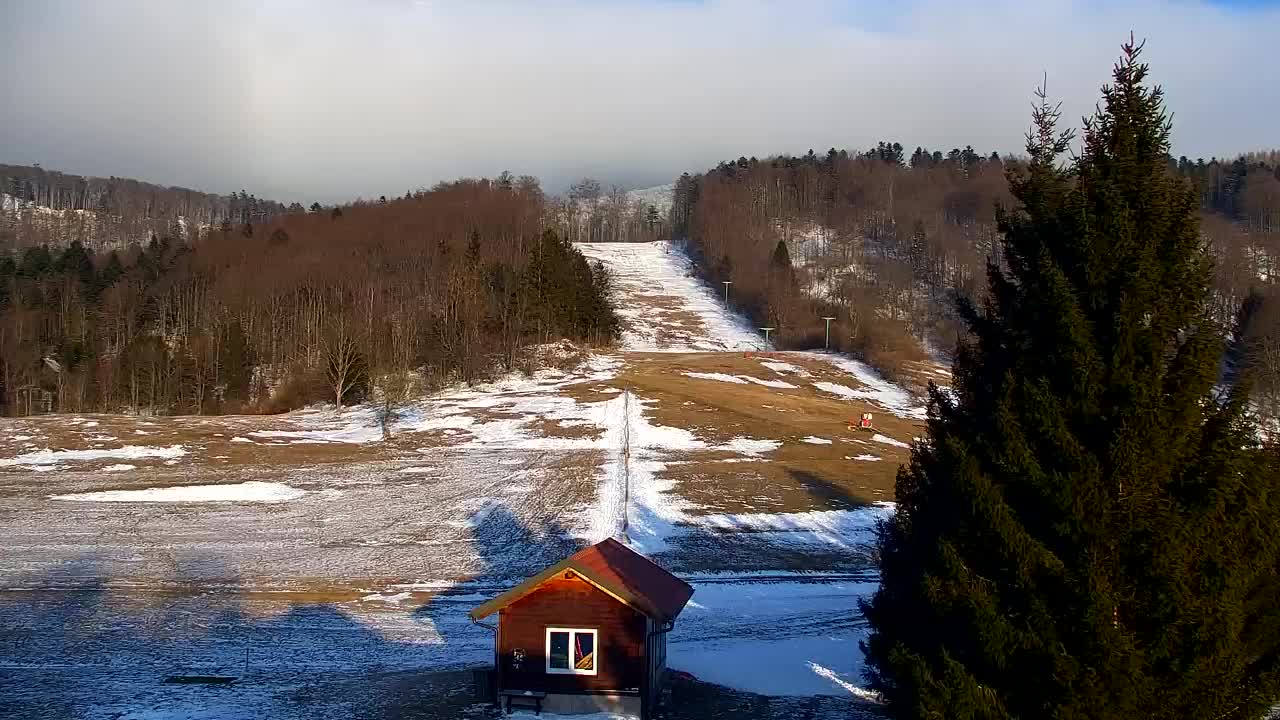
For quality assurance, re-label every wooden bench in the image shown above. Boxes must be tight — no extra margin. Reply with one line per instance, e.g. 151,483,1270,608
498,689,547,715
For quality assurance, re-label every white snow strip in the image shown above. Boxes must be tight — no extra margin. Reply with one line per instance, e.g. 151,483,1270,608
759,360,810,376
808,662,883,702
872,433,910,449
741,375,797,389
0,445,187,467
801,436,832,445
846,454,882,462
714,437,781,456
230,437,252,443
683,371,747,384
818,354,928,419
360,591,412,604
101,464,136,472
683,371,796,389
686,504,892,549
50,481,306,504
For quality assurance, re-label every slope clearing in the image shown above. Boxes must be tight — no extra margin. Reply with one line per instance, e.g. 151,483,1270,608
0,241,933,719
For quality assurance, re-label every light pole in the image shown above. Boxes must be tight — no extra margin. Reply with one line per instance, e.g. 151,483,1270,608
721,281,732,304
760,327,775,346
821,317,836,350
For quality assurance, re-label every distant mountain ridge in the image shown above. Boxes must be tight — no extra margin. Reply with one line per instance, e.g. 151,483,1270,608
1,163,292,251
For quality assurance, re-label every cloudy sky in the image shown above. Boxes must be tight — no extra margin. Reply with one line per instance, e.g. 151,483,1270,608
2,0,1277,203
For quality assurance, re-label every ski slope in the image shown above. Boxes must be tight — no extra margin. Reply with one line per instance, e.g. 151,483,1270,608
576,241,764,352
0,240,932,719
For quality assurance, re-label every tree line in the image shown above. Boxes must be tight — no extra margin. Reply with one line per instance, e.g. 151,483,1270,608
0,177,618,416
0,163,310,252
671,123,1280,413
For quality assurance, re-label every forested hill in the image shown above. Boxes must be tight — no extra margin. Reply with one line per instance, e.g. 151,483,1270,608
0,163,296,252
0,178,618,416
672,144,1280,412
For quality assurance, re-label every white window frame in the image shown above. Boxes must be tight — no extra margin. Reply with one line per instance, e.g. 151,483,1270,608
545,627,599,676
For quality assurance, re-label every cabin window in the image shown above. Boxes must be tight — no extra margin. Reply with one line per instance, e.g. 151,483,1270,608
545,628,597,675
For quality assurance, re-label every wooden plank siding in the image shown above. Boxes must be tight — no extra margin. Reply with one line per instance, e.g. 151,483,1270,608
497,574,647,695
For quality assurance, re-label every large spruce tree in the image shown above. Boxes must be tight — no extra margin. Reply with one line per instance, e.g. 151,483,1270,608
861,40,1280,719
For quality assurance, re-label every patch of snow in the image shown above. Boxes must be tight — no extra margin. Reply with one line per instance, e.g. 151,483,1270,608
714,438,781,456
808,662,883,702
872,434,910,449
359,591,412,604
0,445,187,467
10,435,34,441
250,423,382,444
818,353,927,419
686,504,892,549
102,464,136,472
397,466,434,474
683,371,748,384
50,481,306,504
230,437,253,443
684,371,796,389
846,454,881,462
801,436,832,445
759,359,810,376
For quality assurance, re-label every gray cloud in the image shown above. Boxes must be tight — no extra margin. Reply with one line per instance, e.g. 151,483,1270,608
2,0,1276,203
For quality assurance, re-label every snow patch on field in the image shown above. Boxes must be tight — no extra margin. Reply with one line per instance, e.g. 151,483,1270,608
759,359,809,376
716,437,781,456
801,436,832,445
818,354,927,419
686,368,793,386
50,481,306,504
684,371,797,389
0,445,188,467
872,434,910,449
684,371,748,384
686,504,892,549
847,454,881,462
102,464,136,472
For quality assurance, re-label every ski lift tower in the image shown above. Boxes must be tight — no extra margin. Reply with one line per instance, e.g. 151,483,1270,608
821,317,836,350
759,327,775,348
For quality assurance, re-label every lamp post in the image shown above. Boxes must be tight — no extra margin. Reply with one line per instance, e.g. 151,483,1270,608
721,281,732,304
821,317,836,350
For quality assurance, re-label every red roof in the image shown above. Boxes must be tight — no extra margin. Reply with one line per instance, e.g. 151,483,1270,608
470,537,695,624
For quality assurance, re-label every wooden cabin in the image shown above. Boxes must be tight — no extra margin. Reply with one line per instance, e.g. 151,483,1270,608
470,538,694,718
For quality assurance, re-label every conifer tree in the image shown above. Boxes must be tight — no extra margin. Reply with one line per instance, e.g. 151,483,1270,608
861,39,1280,720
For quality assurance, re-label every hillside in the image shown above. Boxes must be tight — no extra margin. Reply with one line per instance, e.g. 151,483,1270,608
1,163,293,251
673,148,1280,408
0,239,928,718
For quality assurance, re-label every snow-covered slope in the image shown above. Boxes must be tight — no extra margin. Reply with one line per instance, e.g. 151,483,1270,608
576,240,765,352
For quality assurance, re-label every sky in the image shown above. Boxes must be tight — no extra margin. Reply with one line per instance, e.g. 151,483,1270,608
2,0,1277,204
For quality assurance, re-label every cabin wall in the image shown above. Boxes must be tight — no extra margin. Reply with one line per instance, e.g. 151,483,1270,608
498,574,647,695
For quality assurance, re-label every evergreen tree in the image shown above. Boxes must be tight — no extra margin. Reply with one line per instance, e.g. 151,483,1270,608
861,40,1280,720
770,238,792,271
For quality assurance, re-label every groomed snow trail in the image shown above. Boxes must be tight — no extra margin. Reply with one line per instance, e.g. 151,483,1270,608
576,241,764,352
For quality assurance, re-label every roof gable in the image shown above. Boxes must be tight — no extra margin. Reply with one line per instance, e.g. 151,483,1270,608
470,538,694,624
